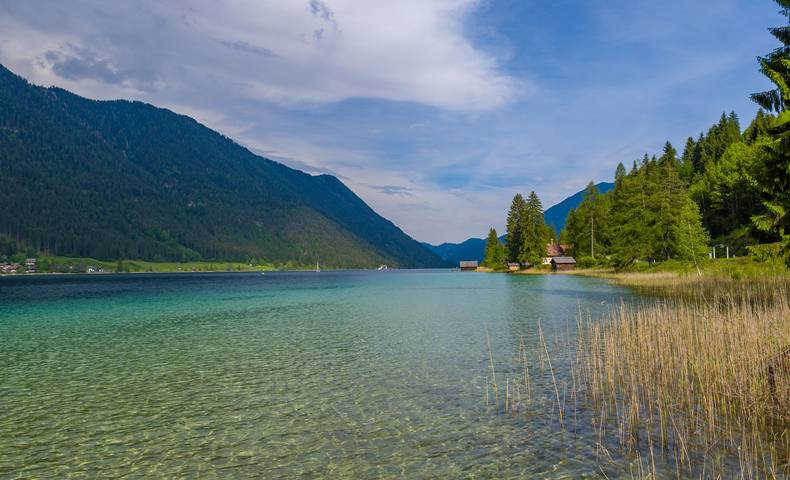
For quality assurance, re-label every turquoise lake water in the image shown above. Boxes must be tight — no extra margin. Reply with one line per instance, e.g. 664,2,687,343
0,270,646,478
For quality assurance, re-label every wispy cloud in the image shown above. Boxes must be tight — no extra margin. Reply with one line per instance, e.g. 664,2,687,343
216,39,278,58
368,185,413,197
0,0,518,112
0,0,779,243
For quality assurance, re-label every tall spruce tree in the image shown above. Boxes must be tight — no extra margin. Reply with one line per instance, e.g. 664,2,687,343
519,192,550,266
750,0,790,265
483,228,506,270
505,194,527,262
679,137,696,181
615,162,627,185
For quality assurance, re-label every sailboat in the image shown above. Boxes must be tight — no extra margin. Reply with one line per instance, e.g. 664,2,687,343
315,256,320,273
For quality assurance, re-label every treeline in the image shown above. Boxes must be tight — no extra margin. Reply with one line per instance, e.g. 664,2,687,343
484,1,790,270
483,191,551,270
560,109,785,267
562,148,711,267
0,64,447,269
561,2,790,268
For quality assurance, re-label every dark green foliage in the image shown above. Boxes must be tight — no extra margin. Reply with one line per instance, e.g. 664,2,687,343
691,113,742,175
562,148,709,267
504,191,550,266
544,182,614,235
562,182,610,259
679,137,696,182
749,1,790,266
615,163,627,184
505,194,527,262
520,192,551,266
743,109,774,144
483,228,506,270
0,65,445,268
689,141,768,254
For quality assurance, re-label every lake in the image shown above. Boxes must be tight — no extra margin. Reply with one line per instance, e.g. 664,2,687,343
0,270,643,478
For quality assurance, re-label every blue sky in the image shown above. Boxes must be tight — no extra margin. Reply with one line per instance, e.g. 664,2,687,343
0,0,780,243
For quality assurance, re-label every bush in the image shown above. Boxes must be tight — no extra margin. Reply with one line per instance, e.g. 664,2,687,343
747,242,783,263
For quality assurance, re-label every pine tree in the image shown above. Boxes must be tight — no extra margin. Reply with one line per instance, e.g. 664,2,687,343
743,109,774,144
505,194,527,262
519,192,551,266
672,197,711,272
655,145,689,260
750,0,790,265
615,162,627,185
563,182,612,261
679,137,696,181
483,228,506,270
658,141,678,168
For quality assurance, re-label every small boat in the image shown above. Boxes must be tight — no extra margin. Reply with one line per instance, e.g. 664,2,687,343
377,264,388,271
315,257,320,273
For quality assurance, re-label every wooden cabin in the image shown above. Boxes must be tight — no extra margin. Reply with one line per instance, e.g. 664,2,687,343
459,260,479,271
550,256,577,271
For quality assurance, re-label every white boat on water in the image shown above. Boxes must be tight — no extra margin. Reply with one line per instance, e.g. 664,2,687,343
377,264,388,271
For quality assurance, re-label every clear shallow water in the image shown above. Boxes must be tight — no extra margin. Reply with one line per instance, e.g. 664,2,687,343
0,270,637,478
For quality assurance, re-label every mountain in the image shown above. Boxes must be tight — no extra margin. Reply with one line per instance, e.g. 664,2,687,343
544,182,614,235
422,238,487,264
427,182,615,262
0,65,446,268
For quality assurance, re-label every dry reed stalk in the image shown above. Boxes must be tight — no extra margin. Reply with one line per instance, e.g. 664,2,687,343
538,318,564,427
485,326,499,413
575,274,790,478
518,335,531,404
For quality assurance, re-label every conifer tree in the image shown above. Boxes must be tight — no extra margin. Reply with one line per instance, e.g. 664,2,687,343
562,182,611,260
505,194,527,262
743,109,773,144
750,0,790,264
615,162,627,185
672,197,711,271
483,228,506,270
679,137,696,181
519,192,550,266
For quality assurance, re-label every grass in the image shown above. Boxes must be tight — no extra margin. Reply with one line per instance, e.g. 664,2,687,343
30,255,280,273
576,272,790,478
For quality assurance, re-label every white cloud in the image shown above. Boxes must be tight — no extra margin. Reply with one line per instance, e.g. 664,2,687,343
0,0,519,112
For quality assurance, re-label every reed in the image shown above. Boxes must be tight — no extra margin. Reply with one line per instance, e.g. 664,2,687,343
575,273,790,478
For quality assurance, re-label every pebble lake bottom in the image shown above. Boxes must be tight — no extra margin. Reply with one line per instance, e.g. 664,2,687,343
0,269,690,478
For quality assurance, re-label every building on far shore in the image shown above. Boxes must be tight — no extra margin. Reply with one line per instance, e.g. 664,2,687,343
25,258,36,273
550,256,577,272
507,262,521,271
1,263,21,274
459,260,479,271
543,240,572,265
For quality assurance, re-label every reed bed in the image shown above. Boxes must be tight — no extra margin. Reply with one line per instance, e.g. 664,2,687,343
483,272,790,478
577,274,790,478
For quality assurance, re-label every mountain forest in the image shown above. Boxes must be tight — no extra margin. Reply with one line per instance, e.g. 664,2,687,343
0,64,447,269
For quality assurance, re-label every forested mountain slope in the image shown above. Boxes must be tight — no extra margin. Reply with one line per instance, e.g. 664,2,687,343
0,65,446,268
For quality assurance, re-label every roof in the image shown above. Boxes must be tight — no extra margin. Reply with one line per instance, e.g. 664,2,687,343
546,243,564,257
550,256,576,264
507,262,520,266
459,261,479,268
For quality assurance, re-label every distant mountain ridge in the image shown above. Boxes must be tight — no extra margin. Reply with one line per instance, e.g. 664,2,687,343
544,182,614,235
421,238,487,264
425,182,614,263
0,64,446,268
